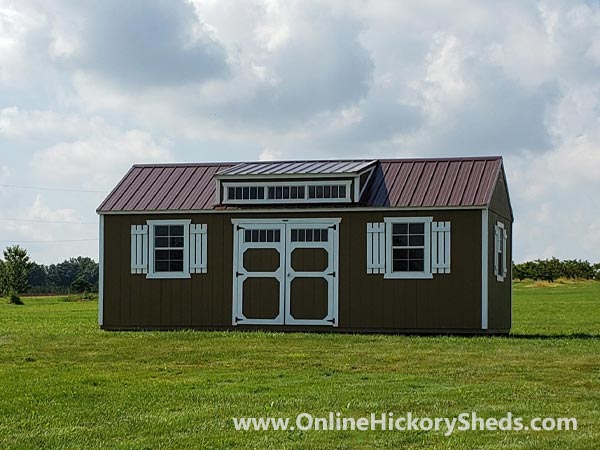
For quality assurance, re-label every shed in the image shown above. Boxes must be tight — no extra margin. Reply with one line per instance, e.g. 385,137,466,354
97,156,513,334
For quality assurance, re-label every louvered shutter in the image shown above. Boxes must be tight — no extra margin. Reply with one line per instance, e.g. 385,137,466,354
431,221,451,274
190,224,208,274
366,222,386,274
130,225,148,274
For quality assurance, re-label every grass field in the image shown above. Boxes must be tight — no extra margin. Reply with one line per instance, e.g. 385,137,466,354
1,282,599,449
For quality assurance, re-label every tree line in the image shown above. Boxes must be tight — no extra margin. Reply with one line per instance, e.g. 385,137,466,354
0,245,99,298
513,258,600,282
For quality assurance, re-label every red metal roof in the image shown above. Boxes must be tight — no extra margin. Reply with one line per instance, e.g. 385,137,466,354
97,157,504,212
217,159,376,177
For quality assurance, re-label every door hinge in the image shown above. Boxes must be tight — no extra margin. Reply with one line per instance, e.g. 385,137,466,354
329,224,336,230
235,317,244,322
236,271,243,277
327,271,336,277
327,318,336,324
237,225,244,231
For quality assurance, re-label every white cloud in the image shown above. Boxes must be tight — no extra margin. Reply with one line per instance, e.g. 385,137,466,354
31,128,172,190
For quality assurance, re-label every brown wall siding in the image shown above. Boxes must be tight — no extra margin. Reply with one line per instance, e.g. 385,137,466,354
487,173,512,331
103,208,487,332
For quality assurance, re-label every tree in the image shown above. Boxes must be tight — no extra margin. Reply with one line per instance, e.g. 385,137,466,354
0,246,34,295
71,277,93,293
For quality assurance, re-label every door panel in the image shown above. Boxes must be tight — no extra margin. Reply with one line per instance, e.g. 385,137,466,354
289,277,329,320
232,219,339,327
285,223,338,326
233,223,285,325
242,277,280,319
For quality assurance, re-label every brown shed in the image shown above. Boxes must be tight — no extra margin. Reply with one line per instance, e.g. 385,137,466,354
97,157,513,334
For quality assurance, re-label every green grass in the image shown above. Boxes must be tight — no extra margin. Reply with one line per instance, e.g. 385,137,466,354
1,282,599,449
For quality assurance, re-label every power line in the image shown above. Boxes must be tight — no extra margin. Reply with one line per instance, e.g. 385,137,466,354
0,218,97,225
0,184,107,193
0,238,97,243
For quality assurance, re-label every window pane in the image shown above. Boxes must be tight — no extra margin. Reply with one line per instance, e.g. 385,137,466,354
276,186,283,199
291,186,298,199
242,186,250,199
250,186,257,199
169,225,184,236
155,261,169,272
409,249,424,259
259,229,267,242
155,237,168,248
298,229,306,242
331,185,339,198
267,230,274,242
274,230,281,242
298,186,306,198
409,235,424,246
306,229,313,241
155,250,169,260
252,230,259,242
283,186,290,198
257,187,265,199
339,185,346,198
392,235,408,246
393,260,409,272
308,186,315,198
169,249,183,260
409,223,424,234
170,236,184,248
393,248,409,260
291,229,298,242
321,229,328,241
235,187,242,199
228,187,235,200
155,225,169,236
316,186,323,198
170,260,184,272
393,223,408,234
324,186,331,198
245,230,252,242
268,187,275,199
409,260,424,271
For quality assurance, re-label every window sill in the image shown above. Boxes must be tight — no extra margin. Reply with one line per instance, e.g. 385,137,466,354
146,272,191,280
384,272,433,280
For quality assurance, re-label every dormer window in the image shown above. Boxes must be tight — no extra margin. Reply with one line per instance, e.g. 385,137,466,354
215,159,377,206
222,181,352,204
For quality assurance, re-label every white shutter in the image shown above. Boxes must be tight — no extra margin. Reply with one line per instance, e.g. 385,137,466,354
494,224,500,277
366,222,386,274
130,225,148,274
502,227,508,278
431,221,451,274
190,224,208,274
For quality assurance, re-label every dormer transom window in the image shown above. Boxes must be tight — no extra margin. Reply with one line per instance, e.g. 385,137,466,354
222,180,352,204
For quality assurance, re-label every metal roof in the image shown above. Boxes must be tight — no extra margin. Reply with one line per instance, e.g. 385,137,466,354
97,157,504,212
216,159,376,177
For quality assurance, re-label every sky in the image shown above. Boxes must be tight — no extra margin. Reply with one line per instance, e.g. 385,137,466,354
0,0,599,264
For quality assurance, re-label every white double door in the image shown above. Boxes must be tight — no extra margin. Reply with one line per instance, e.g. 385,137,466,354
232,219,340,326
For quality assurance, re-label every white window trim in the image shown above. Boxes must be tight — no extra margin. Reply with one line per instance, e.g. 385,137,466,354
383,217,433,279
222,180,353,204
147,219,191,279
495,221,507,282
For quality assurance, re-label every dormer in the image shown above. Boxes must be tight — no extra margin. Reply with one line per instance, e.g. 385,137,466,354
214,160,377,205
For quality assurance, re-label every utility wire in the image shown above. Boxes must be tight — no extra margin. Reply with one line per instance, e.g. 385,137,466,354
0,238,97,243
0,218,97,225
0,183,107,193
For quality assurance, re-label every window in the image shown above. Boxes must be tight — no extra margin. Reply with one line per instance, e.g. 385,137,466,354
244,228,281,243
384,217,432,279
494,221,508,282
147,220,190,278
291,228,329,242
222,181,352,204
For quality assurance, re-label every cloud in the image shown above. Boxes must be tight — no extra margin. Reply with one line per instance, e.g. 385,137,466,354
66,0,228,89
31,128,172,190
